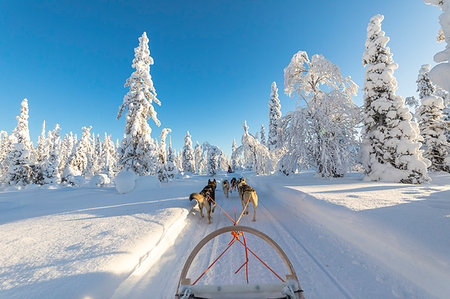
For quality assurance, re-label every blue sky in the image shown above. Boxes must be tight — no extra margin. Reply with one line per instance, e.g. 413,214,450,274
0,0,443,155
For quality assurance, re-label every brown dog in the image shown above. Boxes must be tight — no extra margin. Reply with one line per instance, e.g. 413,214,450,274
189,179,217,224
237,178,258,221
222,180,230,198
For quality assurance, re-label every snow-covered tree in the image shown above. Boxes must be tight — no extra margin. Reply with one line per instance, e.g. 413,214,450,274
35,120,48,163
6,99,34,186
62,126,93,184
260,124,267,146
425,0,450,92
268,82,282,150
157,128,171,182
59,132,76,173
283,51,360,177
231,138,242,171
202,142,223,176
362,15,429,183
0,131,9,182
182,131,195,173
166,137,178,179
194,141,204,174
117,32,161,176
40,124,61,184
99,133,118,178
241,121,272,175
416,64,449,171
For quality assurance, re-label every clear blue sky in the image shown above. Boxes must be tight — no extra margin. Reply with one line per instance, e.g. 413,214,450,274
0,0,443,155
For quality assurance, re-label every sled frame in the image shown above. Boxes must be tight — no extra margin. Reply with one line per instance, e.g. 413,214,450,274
175,225,305,298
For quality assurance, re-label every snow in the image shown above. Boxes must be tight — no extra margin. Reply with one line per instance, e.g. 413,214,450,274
429,62,450,92
115,170,136,194
1,171,449,298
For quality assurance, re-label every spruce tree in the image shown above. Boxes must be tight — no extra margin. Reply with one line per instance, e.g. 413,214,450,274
62,126,93,183
268,82,281,150
260,124,267,146
117,32,161,175
6,99,34,186
182,131,195,173
157,128,171,182
416,64,449,171
362,15,429,183
194,141,203,174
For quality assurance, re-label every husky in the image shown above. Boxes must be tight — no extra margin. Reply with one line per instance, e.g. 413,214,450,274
230,177,238,193
189,179,217,224
222,180,230,198
237,178,258,222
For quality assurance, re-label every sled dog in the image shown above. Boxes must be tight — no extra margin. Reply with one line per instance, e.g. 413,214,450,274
230,177,238,193
237,178,258,221
189,179,217,224
222,180,230,198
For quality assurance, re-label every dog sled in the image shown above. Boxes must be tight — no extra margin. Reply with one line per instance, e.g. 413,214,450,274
174,225,304,299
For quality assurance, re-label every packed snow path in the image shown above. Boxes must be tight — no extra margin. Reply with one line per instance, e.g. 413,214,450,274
112,173,449,299
1,173,449,298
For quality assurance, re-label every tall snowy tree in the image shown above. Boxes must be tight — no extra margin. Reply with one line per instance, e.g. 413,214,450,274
283,51,360,177
182,131,195,173
416,64,449,171
268,82,282,150
117,32,161,176
6,99,34,186
362,15,429,183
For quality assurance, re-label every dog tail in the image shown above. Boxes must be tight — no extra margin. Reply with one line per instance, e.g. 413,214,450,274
189,192,204,201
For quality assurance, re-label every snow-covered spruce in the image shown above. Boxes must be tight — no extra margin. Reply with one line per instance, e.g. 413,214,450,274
5,99,34,186
202,142,223,175
39,124,62,184
241,121,272,175
282,51,360,177
117,32,160,176
416,64,449,172
156,128,171,183
166,137,178,179
425,0,450,92
182,131,195,173
62,126,93,185
193,141,203,174
362,15,429,183
260,124,267,146
268,82,282,151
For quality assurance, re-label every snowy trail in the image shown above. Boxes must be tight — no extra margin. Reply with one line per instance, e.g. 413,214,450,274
114,176,442,299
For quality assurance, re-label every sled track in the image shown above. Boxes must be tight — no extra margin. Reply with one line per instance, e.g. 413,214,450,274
258,191,355,299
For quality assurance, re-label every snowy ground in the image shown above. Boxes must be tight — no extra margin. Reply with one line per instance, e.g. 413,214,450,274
0,172,449,298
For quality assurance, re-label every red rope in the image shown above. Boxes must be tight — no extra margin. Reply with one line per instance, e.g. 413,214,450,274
235,236,285,283
208,196,236,225
192,233,238,285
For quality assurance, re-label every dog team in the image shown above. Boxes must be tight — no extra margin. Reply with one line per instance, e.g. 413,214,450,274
189,177,258,224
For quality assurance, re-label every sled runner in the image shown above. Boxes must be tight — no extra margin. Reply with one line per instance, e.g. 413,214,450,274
175,225,305,299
